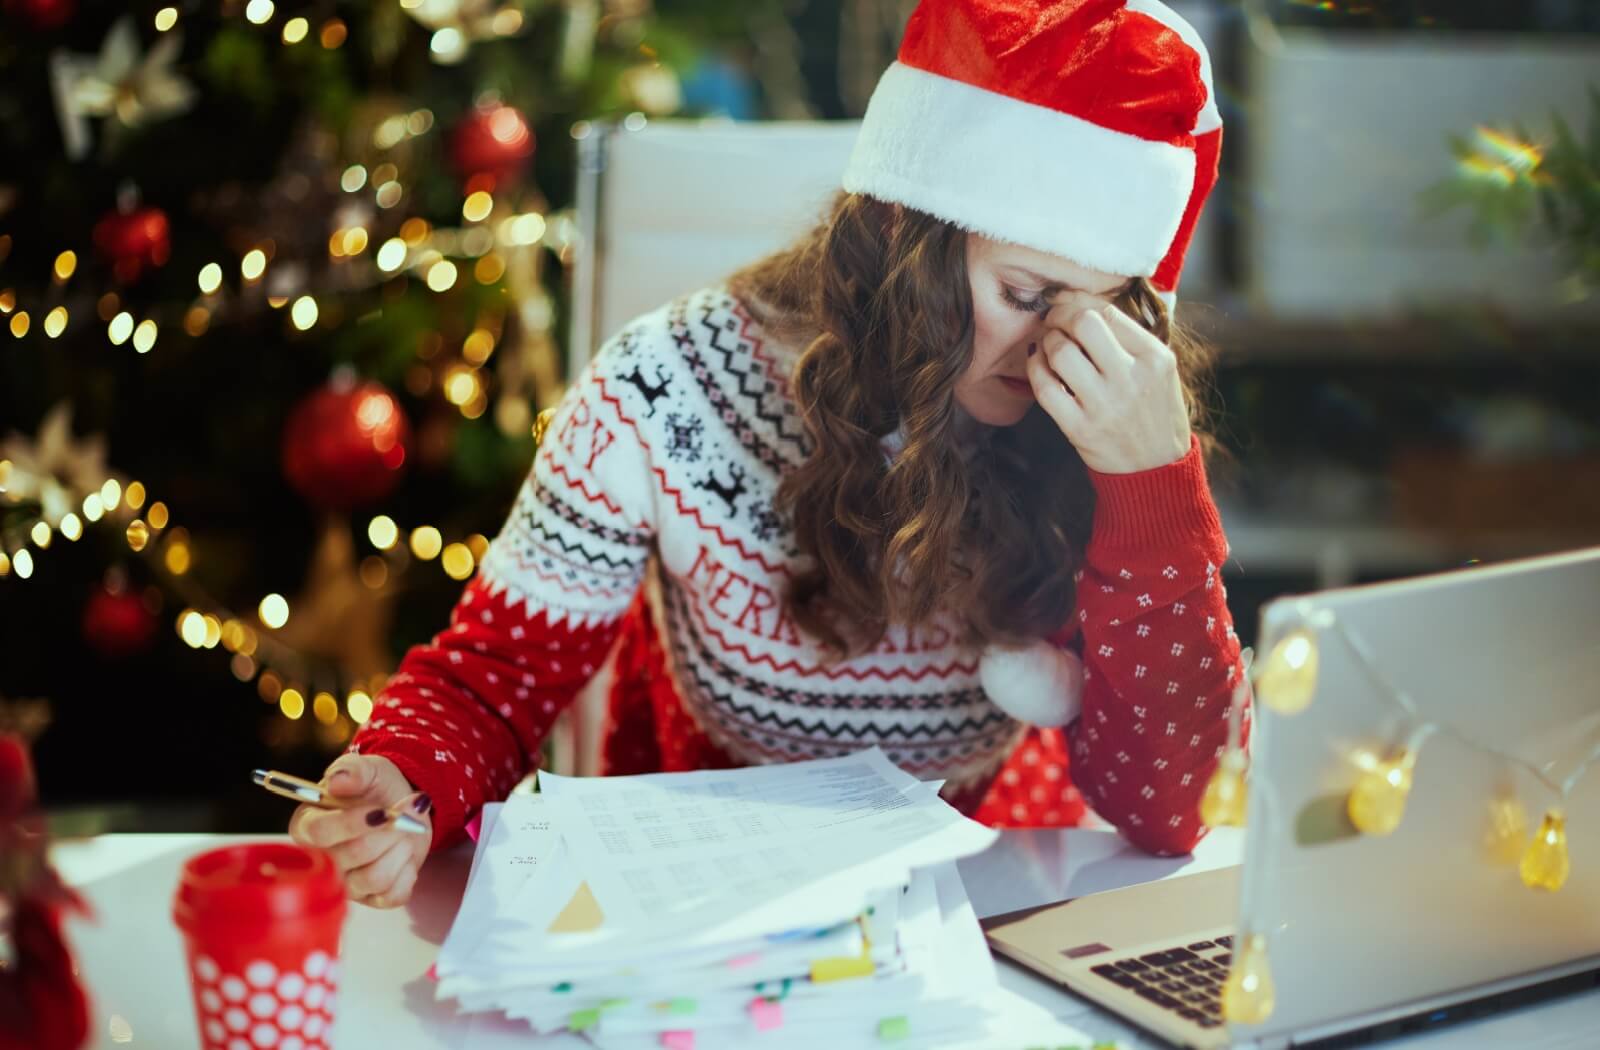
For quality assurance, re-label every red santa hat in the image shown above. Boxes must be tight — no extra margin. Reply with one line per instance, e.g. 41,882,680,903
843,0,1223,310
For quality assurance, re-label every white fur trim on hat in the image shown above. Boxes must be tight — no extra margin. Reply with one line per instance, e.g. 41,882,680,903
978,639,1084,728
842,61,1196,279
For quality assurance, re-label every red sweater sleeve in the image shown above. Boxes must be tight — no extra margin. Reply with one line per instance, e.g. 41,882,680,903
350,333,659,851
1066,436,1249,856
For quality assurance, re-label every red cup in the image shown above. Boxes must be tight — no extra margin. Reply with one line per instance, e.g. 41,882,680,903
173,842,348,1050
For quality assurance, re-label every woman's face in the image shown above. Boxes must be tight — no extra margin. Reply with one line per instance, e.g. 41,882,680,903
958,234,1130,427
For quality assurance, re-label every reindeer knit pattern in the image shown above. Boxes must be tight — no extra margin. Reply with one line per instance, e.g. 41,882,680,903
350,287,1248,856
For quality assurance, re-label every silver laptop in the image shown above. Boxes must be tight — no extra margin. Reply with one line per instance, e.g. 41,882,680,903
985,546,1600,1048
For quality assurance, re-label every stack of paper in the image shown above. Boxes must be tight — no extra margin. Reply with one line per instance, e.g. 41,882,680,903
432,748,1028,1048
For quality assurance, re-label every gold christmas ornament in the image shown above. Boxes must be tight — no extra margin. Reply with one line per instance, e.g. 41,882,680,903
1519,809,1570,892
1221,933,1275,1025
1347,748,1417,837
1199,748,1249,828
1255,628,1318,715
1483,794,1529,866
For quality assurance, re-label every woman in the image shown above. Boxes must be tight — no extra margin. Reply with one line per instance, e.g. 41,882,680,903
291,0,1246,908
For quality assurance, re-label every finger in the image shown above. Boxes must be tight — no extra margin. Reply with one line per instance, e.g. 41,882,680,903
1041,330,1104,406
368,862,420,910
326,826,395,874
1101,301,1169,359
1042,290,1105,334
346,838,411,900
322,753,378,801
1027,349,1087,434
1068,309,1136,378
294,802,395,851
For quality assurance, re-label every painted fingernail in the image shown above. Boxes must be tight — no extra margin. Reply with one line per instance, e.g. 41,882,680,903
1027,343,1037,357
366,809,390,827
413,794,432,814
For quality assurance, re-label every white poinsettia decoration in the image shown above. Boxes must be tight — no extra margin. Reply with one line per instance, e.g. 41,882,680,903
1,403,112,525
49,17,197,158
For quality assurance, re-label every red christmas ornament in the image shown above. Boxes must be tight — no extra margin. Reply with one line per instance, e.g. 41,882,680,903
82,582,158,660
448,103,535,187
282,378,411,511
1,0,74,31
92,205,171,283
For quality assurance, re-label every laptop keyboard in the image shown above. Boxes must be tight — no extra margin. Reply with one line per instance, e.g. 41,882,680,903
1088,935,1234,1030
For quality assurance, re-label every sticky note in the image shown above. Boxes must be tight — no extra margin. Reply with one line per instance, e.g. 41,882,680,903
548,881,605,934
726,952,762,969
877,1016,911,1041
552,982,573,993
660,1030,695,1050
600,998,628,1011
425,963,438,981
811,956,875,983
750,998,783,1031
669,998,697,1015
568,1008,600,1032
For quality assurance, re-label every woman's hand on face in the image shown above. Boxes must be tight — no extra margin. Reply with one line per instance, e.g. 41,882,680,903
288,753,432,909
1027,300,1191,474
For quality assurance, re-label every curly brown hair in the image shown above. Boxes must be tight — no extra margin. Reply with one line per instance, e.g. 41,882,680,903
729,191,1218,659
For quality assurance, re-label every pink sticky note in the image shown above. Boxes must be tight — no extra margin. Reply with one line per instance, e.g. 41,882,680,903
726,952,762,969
465,811,483,843
426,963,439,981
660,1030,695,1050
749,999,783,1032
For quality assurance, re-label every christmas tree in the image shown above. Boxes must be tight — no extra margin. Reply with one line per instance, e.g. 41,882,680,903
0,0,771,828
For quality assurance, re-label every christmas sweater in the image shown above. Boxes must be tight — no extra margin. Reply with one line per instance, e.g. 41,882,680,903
350,287,1247,857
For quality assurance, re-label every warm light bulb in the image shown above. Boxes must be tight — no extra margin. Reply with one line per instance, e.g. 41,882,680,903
179,610,208,648
133,319,158,354
1256,628,1318,714
83,493,105,522
60,513,82,541
1520,809,1570,892
347,690,374,724
126,519,150,551
54,250,77,281
30,521,51,548
442,542,475,580
1200,748,1248,828
1221,933,1276,1025
241,249,267,281
259,593,290,629
108,311,134,345
290,296,319,330
282,16,308,43
279,688,305,720
198,262,223,294
368,515,399,550
313,692,339,724
44,306,69,338
1347,749,1416,837
410,526,443,561
426,260,458,292
376,238,407,272
11,549,32,579
1484,795,1529,865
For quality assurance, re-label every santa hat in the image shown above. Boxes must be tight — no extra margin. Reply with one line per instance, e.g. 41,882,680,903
842,0,1223,311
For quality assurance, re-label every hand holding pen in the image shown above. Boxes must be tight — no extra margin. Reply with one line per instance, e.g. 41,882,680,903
270,754,434,909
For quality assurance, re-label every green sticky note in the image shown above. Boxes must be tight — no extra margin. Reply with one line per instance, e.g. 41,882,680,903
877,1016,911,1041
669,997,697,1015
600,998,627,1011
552,982,572,993
568,1009,600,1032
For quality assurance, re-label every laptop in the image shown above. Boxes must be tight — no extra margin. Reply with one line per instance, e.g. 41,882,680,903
984,546,1600,1048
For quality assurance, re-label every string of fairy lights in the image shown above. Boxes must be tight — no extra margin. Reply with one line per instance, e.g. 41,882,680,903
1198,602,1599,1026
0,458,515,745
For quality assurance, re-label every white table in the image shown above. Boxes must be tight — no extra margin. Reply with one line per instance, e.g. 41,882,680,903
54,830,1600,1049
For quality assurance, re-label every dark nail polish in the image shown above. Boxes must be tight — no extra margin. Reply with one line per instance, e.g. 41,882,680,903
366,809,390,827
413,794,432,815
1027,343,1038,357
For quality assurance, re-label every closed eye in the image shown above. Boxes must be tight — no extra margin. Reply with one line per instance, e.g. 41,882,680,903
1001,284,1053,315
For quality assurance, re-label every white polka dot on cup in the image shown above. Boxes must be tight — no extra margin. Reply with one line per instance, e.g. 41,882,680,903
304,951,329,978
251,1022,278,1048
221,976,248,1002
278,1004,305,1031
248,992,277,1019
195,956,221,982
281,1038,305,1050
201,988,223,1012
246,960,278,988
228,1038,251,1050
205,1019,226,1042
304,984,326,1009
225,1007,250,1032
303,1014,325,1039
276,973,306,1001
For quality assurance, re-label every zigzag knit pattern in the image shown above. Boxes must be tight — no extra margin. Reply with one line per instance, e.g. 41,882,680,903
352,287,1246,857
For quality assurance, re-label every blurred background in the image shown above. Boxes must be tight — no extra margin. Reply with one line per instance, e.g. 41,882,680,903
1,0,1597,836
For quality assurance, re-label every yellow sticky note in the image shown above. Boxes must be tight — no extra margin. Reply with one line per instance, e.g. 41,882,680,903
548,881,605,933
810,955,875,983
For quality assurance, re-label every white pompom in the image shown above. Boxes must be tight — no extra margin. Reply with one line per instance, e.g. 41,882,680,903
979,640,1084,727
